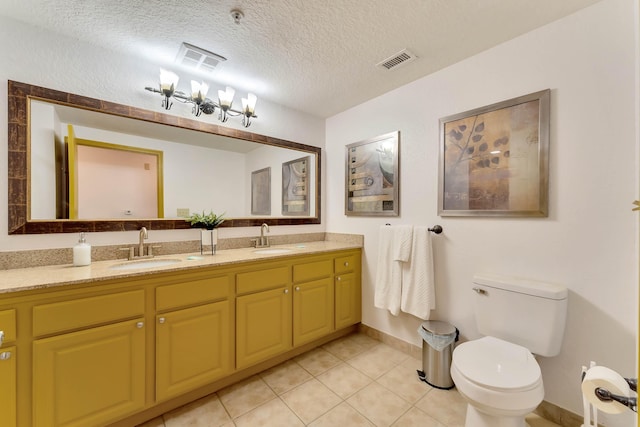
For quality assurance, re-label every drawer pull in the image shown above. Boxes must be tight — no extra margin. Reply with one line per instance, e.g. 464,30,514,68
159,317,166,324
344,262,349,267
284,289,289,294
0,330,4,347
136,321,144,329
0,351,10,361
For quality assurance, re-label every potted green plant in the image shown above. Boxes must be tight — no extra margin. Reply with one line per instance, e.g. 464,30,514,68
187,210,225,230
187,211,225,255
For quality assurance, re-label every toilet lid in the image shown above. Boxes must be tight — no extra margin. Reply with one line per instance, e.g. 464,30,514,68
453,336,541,391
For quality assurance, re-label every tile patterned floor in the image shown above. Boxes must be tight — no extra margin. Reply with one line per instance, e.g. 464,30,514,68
137,333,561,427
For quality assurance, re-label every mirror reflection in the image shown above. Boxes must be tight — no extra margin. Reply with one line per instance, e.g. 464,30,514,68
7,80,321,234
30,100,316,221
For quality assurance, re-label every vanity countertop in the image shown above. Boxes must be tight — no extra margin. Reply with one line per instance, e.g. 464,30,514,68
0,241,361,295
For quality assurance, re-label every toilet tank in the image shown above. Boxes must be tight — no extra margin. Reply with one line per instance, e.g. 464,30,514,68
472,274,568,357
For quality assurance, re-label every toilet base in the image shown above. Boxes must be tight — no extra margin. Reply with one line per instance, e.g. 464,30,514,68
465,405,530,427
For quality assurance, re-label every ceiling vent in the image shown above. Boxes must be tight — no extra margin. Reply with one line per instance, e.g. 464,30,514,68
377,49,417,71
175,42,227,74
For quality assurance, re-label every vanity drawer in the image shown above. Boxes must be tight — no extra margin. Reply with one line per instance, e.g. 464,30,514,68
236,266,290,295
156,275,230,311
335,254,357,274
293,259,332,283
0,309,16,345
33,290,145,337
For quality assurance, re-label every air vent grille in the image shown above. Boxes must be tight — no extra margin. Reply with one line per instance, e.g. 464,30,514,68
176,42,227,73
377,49,417,71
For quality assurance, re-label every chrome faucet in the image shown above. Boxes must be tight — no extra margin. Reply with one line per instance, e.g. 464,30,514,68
139,227,148,257
259,223,270,247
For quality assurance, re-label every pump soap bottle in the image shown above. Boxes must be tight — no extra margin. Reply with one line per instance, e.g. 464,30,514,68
73,232,91,266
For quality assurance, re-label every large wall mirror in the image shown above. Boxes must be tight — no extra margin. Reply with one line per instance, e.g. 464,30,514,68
8,81,321,234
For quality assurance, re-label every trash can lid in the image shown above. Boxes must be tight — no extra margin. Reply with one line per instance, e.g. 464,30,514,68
421,320,456,336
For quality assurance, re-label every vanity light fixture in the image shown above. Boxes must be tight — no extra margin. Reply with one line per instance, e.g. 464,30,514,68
145,69,258,127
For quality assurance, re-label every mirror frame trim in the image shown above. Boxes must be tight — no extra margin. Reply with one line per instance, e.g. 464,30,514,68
8,80,321,234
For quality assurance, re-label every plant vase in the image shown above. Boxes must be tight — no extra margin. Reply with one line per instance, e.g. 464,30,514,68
200,229,218,255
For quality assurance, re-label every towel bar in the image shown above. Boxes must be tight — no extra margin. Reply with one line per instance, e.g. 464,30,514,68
384,224,443,234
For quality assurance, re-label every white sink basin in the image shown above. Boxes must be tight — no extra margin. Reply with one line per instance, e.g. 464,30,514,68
109,259,182,270
253,248,294,255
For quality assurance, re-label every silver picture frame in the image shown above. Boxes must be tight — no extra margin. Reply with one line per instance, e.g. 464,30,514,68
345,131,400,216
438,89,550,217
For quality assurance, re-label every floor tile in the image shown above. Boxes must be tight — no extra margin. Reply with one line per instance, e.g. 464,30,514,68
149,333,564,427
347,343,409,379
163,394,232,427
347,381,411,427
322,334,370,360
391,406,445,427
234,397,304,427
294,347,342,376
260,359,313,395
376,357,431,404
309,401,375,427
280,378,342,424
217,375,277,419
316,362,372,399
414,388,467,427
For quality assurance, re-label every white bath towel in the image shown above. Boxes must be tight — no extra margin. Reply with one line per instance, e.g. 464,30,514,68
374,225,413,316
401,226,435,320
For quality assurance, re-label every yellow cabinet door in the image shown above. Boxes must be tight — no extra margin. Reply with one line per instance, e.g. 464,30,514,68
33,319,145,427
156,301,231,401
0,346,16,426
236,287,292,369
335,272,361,330
293,278,334,347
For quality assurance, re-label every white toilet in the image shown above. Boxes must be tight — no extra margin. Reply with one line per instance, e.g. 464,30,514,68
450,274,568,427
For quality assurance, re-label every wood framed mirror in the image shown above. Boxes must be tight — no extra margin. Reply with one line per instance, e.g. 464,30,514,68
8,80,321,234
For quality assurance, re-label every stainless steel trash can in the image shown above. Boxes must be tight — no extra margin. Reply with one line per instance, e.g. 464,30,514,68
417,320,458,389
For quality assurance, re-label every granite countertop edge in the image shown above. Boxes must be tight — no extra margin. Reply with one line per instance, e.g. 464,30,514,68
0,241,362,294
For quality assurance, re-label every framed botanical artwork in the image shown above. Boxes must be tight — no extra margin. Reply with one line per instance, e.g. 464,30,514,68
438,89,550,217
251,167,271,215
345,131,399,216
282,156,309,216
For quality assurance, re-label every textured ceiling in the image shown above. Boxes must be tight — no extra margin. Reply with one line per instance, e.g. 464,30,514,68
0,0,602,118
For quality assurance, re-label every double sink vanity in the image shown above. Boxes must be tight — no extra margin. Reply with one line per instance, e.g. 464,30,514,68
0,240,362,427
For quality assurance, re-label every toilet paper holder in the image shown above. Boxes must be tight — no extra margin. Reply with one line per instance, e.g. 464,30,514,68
581,370,637,413
594,384,636,412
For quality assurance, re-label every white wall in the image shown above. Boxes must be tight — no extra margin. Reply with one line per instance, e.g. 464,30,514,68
326,0,638,425
0,15,326,250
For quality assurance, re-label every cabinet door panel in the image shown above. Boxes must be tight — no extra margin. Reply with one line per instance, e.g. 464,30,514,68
293,278,334,346
156,301,230,401
0,346,16,426
236,287,291,369
335,272,360,330
33,319,145,427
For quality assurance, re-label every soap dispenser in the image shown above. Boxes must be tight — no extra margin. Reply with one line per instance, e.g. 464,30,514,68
73,232,91,266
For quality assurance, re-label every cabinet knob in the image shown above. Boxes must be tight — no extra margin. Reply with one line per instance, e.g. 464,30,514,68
295,286,300,291
284,289,289,294
337,276,341,281
136,321,144,329
0,330,4,347
0,351,11,361
344,262,349,267
159,317,166,324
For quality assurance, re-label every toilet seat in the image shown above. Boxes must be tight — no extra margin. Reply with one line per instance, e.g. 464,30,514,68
452,336,541,392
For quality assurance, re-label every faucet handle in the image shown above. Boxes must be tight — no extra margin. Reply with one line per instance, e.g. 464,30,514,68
119,247,135,260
